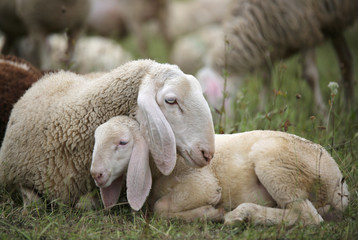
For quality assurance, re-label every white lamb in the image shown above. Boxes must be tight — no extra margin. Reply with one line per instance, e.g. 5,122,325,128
92,116,349,226
0,59,215,210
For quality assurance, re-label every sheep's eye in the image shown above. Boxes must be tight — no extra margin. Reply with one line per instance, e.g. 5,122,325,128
119,141,128,146
165,98,177,105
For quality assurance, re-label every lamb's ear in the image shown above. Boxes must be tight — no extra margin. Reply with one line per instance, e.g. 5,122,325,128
126,135,152,211
137,79,176,176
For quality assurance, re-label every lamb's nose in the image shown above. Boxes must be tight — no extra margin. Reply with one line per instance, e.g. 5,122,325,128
91,169,109,186
92,172,103,183
202,150,213,163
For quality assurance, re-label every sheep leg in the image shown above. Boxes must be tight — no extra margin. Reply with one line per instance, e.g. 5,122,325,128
75,192,100,210
25,30,48,69
152,168,223,221
63,29,82,68
1,35,15,54
259,67,271,111
154,195,224,222
224,200,323,226
19,185,42,215
331,33,354,108
301,48,327,116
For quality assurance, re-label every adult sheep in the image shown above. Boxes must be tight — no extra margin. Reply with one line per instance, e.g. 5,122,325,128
199,0,358,115
0,0,89,69
0,54,44,144
92,116,349,226
0,59,215,209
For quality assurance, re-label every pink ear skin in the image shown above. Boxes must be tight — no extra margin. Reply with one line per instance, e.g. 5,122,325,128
126,135,152,211
100,175,124,209
137,81,176,176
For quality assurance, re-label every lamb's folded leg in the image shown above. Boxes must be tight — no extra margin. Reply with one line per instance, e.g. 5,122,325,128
19,185,42,215
152,167,223,221
75,191,100,210
154,195,224,222
224,200,323,226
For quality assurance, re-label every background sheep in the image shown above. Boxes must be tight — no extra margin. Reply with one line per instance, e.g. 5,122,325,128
170,25,223,75
0,0,90,69
198,0,358,116
46,35,133,73
87,0,128,38
86,0,169,57
0,54,44,145
166,0,231,41
0,59,215,209
92,119,349,226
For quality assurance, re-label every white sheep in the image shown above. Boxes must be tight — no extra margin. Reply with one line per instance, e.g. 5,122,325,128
92,118,349,225
0,59,215,210
0,0,90,69
87,0,128,38
46,35,133,73
199,0,357,115
170,24,223,75
89,0,170,57
166,0,231,41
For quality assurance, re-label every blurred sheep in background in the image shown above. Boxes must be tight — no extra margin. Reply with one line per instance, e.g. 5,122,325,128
87,0,169,57
87,0,128,38
0,0,90,69
197,0,358,116
47,35,133,73
166,0,231,41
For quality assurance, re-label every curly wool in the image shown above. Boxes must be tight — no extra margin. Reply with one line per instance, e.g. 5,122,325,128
211,0,358,74
0,59,156,205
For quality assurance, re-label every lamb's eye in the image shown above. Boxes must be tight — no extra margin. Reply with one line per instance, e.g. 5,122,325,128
165,98,177,105
119,141,128,145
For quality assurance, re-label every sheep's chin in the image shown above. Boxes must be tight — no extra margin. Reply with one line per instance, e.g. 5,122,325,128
99,175,124,209
180,150,208,168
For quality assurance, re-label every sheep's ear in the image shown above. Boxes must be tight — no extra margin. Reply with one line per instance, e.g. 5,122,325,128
126,135,152,211
137,80,176,176
100,176,124,209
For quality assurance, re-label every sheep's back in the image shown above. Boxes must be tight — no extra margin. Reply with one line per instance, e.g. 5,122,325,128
211,131,344,210
313,0,358,35
212,0,325,74
16,0,90,34
0,61,145,204
0,71,93,203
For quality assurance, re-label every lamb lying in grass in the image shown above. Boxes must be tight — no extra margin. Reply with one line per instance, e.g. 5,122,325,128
92,116,349,226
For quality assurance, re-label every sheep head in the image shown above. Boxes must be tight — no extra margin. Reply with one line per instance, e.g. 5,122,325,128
137,63,215,176
90,116,151,209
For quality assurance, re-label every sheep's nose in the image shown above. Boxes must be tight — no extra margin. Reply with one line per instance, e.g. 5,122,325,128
91,169,109,186
202,150,213,163
92,172,103,182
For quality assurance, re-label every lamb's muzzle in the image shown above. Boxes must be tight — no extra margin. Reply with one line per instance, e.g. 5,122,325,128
90,168,110,187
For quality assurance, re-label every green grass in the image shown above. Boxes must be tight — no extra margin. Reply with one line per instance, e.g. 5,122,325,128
1,25,358,239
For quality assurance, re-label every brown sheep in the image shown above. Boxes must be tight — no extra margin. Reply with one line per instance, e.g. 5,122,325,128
0,54,44,144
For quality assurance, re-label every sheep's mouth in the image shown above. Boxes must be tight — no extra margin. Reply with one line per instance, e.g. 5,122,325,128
99,176,124,209
182,150,207,168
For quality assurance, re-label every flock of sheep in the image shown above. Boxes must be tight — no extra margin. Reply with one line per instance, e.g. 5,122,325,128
0,0,355,227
